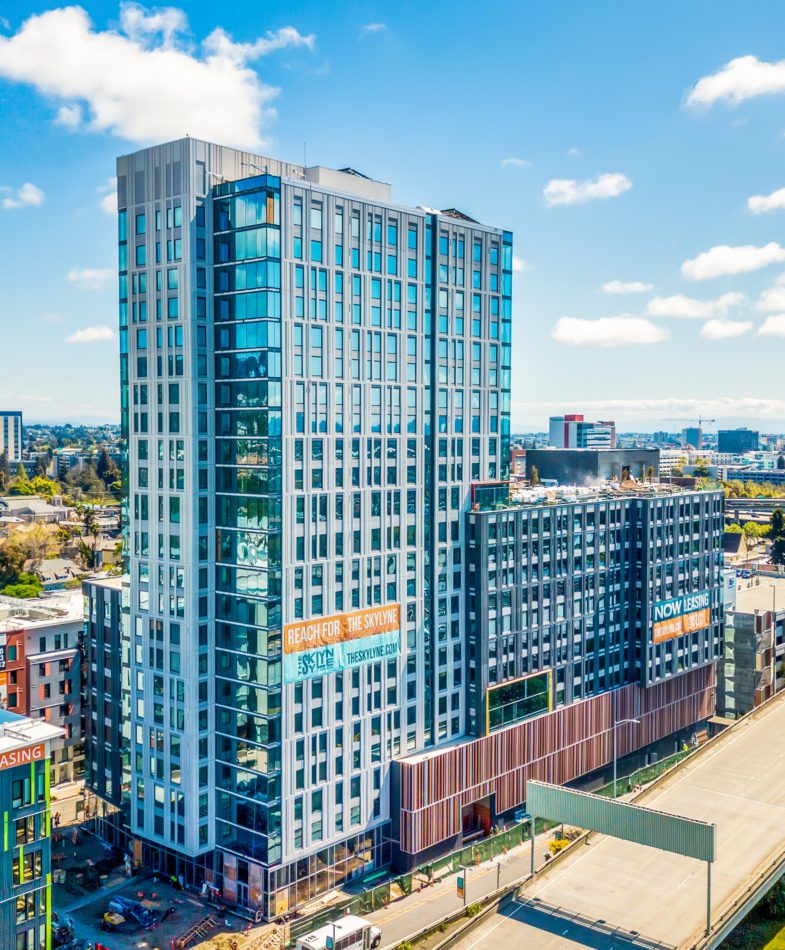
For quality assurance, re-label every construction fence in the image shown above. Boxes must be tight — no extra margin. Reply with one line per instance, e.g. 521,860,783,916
286,819,551,946
593,747,693,798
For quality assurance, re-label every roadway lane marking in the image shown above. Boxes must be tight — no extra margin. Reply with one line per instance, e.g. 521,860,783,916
462,898,532,950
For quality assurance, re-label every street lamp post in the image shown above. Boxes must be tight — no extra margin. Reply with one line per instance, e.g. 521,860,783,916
769,584,778,699
612,691,640,799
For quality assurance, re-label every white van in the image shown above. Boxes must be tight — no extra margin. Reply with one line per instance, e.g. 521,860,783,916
295,914,382,950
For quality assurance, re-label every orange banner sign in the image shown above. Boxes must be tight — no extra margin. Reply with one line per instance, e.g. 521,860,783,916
0,742,45,772
284,604,401,655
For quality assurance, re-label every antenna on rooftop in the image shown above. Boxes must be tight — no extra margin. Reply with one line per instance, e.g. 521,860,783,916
304,141,308,170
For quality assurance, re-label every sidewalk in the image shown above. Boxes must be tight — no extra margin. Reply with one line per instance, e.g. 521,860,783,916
369,826,559,949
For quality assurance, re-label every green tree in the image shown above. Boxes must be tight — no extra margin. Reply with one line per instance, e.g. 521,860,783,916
725,523,743,534
7,475,57,498
74,503,101,568
28,477,58,499
0,451,8,493
0,524,59,585
1,571,43,599
744,522,770,543
34,455,47,478
96,447,120,488
772,537,785,567
64,462,105,499
770,507,785,540
529,464,540,486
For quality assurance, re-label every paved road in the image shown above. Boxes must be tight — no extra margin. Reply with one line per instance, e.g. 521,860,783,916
452,692,785,949
370,828,558,949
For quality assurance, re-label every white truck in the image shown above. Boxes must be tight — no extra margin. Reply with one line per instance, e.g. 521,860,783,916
295,914,382,950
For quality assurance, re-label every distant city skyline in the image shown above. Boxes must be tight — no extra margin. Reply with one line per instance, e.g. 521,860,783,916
4,2,785,426
13,412,785,436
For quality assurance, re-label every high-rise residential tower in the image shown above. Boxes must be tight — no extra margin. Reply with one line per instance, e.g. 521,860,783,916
0,411,23,464
96,137,723,920
115,138,510,914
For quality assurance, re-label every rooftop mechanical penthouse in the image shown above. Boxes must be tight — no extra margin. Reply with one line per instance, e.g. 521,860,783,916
92,136,724,918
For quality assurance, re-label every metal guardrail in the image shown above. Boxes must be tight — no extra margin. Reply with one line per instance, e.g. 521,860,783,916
686,843,785,949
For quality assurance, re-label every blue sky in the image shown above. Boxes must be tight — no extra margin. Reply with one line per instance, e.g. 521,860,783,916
3,1,785,430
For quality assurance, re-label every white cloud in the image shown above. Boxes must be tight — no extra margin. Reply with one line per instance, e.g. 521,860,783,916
687,55,785,107
55,103,82,127
700,318,753,340
551,315,669,347
757,275,785,312
645,291,744,319
500,157,530,169
40,313,62,324
681,243,785,280
65,325,115,344
602,280,653,295
748,187,785,214
67,267,114,290
359,22,387,36
0,182,44,209
543,172,631,206
759,314,785,337
97,176,117,215
0,5,315,150
202,25,314,63
512,255,527,274
120,2,187,47
567,147,581,157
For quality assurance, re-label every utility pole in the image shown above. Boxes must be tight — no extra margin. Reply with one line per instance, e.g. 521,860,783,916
773,585,777,700
530,816,535,876
706,860,712,936
612,688,640,798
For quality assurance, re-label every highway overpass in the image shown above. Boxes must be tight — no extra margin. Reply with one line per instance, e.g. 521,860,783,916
453,690,785,949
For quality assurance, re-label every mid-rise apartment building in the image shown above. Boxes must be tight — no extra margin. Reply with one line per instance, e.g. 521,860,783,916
549,414,616,449
0,411,23,464
718,428,760,454
0,592,83,785
82,575,130,843
718,575,785,717
0,711,63,950
84,137,724,919
391,482,723,862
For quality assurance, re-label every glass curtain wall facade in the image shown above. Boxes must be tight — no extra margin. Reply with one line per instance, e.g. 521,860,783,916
213,176,284,897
